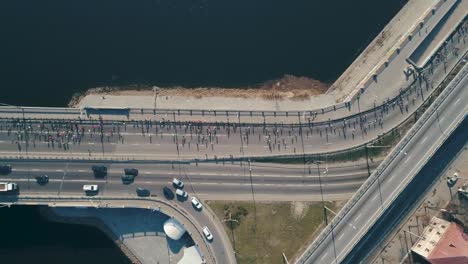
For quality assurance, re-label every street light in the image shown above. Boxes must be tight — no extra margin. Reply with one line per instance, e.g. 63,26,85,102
365,144,393,209
313,160,328,225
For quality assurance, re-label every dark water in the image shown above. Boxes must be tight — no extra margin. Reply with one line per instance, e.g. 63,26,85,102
0,1,406,262
0,206,131,264
0,0,405,107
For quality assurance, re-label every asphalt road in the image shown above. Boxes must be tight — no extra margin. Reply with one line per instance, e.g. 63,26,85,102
297,60,468,264
0,159,378,201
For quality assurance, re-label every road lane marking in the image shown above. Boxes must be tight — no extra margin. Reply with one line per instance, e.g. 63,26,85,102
355,213,362,222
87,142,95,145
338,233,345,241
454,98,461,105
319,252,329,261
420,136,428,144
55,169,63,172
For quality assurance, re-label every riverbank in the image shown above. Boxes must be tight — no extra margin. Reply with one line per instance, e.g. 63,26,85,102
0,205,130,264
39,207,139,264
69,74,329,108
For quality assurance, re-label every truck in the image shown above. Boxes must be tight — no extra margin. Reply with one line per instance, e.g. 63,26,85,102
0,182,18,192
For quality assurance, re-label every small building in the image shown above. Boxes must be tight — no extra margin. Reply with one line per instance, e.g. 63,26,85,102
412,217,468,264
163,217,186,240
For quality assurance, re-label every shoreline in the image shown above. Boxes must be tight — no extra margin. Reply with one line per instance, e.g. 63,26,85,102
39,206,140,264
68,74,329,107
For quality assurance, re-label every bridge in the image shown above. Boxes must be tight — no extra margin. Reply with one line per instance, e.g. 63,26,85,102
0,0,466,263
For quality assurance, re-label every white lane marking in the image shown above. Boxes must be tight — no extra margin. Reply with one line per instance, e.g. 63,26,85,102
420,136,428,144
144,172,151,174
338,233,345,241
319,252,329,261
55,169,63,172
454,98,461,105
370,195,378,202
87,142,95,145
404,157,410,164
78,170,85,172
355,213,363,222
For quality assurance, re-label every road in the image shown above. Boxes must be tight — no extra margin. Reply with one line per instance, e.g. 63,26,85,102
0,159,379,201
296,59,468,263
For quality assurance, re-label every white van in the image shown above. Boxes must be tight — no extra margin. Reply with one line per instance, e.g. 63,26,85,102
175,188,188,198
172,178,184,188
83,185,99,192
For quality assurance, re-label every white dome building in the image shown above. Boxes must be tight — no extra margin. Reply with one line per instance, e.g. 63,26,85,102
163,217,186,240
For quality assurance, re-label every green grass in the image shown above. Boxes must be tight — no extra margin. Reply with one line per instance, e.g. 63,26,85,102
208,201,336,264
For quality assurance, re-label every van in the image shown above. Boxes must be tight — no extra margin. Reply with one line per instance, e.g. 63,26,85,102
172,178,184,188
83,185,99,192
175,189,188,198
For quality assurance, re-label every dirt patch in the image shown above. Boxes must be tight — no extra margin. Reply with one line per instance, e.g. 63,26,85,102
291,201,308,221
72,74,328,106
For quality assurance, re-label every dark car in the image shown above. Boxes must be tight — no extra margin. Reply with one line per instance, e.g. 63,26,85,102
124,168,138,176
163,187,174,200
121,174,135,184
36,174,49,185
136,187,150,197
92,165,107,177
0,165,12,175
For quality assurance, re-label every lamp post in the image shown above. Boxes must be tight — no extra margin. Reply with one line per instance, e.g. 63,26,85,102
313,160,328,225
365,144,393,209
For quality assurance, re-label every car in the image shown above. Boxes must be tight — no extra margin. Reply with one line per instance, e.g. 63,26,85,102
202,226,213,241
83,184,99,192
163,187,175,200
0,165,12,175
36,174,49,184
447,173,459,185
124,168,138,176
122,174,135,184
92,165,107,177
175,189,188,198
191,197,203,210
172,178,184,188
136,187,150,197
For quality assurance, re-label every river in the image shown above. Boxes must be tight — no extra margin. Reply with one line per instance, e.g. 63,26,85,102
0,0,405,263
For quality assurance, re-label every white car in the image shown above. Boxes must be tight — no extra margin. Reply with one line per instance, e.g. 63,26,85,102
83,184,99,192
202,226,213,241
175,188,188,198
191,197,203,210
172,178,184,188
447,173,459,185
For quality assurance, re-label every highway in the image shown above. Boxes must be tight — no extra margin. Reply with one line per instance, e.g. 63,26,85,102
296,59,468,264
0,160,378,201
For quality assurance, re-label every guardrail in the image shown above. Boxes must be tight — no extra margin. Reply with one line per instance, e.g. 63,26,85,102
296,61,467,263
